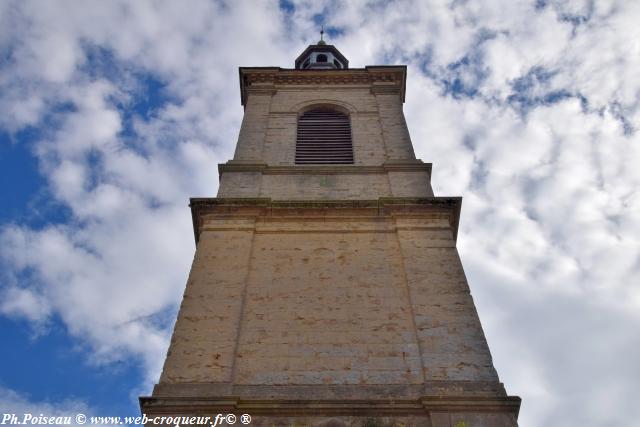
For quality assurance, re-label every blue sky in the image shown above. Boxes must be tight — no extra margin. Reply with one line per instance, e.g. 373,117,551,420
1,1,639,426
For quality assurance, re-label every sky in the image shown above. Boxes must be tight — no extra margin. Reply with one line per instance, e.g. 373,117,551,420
0,0,639,426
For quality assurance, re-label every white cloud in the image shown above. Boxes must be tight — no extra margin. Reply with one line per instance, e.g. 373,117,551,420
1,1,639,426
0,286,51,324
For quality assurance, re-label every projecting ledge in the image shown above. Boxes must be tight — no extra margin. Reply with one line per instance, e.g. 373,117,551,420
188,196,461,244
139,395,520,419
217,161,432,177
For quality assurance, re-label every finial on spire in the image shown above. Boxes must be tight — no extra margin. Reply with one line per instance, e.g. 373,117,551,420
318,25,326,45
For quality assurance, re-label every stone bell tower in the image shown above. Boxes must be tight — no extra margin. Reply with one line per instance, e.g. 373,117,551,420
140,37,521,427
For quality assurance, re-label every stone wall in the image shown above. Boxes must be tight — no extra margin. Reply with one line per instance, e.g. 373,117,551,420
217,167,434,200
160,211,497,387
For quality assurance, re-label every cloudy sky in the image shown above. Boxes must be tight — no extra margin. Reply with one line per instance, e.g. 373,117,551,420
1,1,638,425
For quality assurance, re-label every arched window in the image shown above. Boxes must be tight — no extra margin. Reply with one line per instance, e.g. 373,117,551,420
316,54,328,63
295,108,353,164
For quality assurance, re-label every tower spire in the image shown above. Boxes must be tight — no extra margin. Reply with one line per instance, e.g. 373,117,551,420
318,25,326,45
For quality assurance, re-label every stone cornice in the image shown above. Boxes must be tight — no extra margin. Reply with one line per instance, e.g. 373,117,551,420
217,161,432,177
140,394,520,417
188,196,461,244
150,381,509,399
239,66,407,106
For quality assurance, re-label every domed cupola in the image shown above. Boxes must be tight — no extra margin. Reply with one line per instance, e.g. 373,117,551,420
294,28,349,70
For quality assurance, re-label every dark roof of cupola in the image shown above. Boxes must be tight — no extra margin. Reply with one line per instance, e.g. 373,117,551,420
294,43,349,69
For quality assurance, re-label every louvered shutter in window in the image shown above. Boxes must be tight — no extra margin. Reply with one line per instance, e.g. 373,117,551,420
295,109,354,164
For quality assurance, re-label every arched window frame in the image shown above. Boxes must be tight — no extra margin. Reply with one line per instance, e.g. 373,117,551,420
295,106,354,165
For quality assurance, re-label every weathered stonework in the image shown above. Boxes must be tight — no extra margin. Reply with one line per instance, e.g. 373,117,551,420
141,45,520,426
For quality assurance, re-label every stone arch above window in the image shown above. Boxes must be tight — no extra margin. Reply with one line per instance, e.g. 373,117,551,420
290,99,357,114
295,107,354,165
